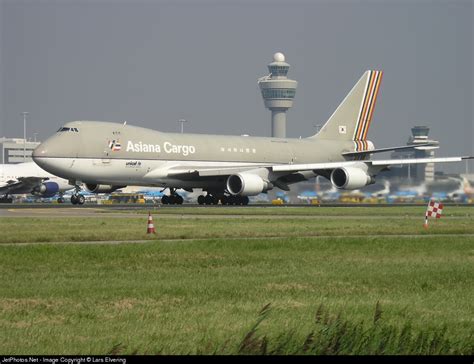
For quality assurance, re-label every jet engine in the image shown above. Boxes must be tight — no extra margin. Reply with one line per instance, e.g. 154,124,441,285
226,173,271,196
84,184,126,194
330,167,374,190
32,181,59,198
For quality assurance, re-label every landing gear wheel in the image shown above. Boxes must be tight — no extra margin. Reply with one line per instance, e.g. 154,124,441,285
71,195,78,205
222,195,231,205
175,195,184,205
77,194,85,205
197,195,205,205
161,195,169,205
204,195,214,205
242,196,249,206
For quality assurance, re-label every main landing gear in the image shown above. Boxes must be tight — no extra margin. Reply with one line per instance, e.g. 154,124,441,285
161,189,184,205
197,194,249,206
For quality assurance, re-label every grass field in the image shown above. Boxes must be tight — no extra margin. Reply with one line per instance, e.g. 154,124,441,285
0,206,473,354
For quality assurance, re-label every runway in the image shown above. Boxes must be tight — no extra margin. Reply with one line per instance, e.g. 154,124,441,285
0,207,416,219
0,202,472,218
0,206,139,218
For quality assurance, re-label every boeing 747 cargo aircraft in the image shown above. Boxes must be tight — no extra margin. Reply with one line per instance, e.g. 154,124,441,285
32,70,472,205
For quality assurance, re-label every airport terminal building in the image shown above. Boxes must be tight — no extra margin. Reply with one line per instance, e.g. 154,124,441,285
0,137,40,164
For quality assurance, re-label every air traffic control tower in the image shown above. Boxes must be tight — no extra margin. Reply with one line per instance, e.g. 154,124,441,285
258,52,297,138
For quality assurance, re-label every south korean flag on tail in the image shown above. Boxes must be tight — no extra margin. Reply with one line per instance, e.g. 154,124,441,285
424,200,443,227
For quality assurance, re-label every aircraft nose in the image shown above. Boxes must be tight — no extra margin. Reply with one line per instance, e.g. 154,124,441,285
32,130,80,179
32,140,55,171
32,143,47,159
32,142,49,162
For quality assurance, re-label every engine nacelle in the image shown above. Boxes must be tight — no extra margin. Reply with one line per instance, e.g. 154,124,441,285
226,173,271,196
84,184,126,194
330,167,374,190
32,181,59,197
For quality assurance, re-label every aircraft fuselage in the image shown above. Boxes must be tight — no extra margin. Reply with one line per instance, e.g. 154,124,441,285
33,121,353,189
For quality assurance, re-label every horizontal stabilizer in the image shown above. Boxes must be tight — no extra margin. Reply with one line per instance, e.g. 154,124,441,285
342,143,439,157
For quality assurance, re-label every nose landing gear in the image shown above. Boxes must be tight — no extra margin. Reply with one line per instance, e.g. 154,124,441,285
71,193,85,205
70,183,85,205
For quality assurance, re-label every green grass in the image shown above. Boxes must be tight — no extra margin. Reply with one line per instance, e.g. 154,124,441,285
233,302,473,355
1,206,474,244
0,207,473,354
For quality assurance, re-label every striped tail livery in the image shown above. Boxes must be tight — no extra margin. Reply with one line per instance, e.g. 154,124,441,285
312,70,383,155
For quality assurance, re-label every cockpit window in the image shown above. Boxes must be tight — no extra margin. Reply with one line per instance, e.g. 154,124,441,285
57,127,79,132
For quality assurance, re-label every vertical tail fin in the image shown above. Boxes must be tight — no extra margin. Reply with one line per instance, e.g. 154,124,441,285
311,70,383,142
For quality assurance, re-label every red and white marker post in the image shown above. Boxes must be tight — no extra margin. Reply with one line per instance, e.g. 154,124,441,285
424,200,443,228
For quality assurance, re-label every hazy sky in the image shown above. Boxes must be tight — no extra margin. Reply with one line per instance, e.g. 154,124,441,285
0,0,472,173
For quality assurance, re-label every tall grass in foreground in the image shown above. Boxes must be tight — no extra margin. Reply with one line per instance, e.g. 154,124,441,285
108,303,473,355
232,303,473,355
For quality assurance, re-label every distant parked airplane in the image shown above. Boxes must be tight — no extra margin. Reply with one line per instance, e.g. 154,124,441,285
0,162,74,203
446,177,474,202
370,180,391,199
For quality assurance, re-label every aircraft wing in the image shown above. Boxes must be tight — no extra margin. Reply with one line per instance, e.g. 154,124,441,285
146,164,271,180
0,177,45,195
0,180,24,194
168,166,270,178
146,156,472,181
272,156,472,174
368,157,470,166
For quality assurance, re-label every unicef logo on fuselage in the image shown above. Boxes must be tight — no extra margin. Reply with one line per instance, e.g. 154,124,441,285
126,141,196,156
